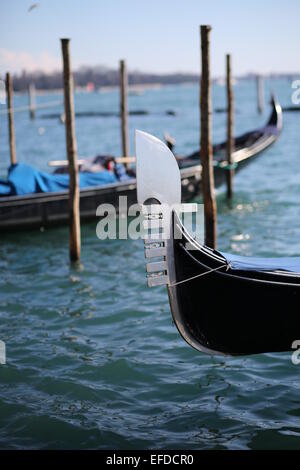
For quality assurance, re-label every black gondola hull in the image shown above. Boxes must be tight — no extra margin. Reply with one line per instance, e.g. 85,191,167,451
170,219,300,356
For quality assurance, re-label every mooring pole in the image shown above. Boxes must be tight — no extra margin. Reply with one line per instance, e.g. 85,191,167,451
120,59,130,169
200,25,217,249
5,73,17,166
257,75,264,114
61,38,81,262
226,53,234,199
28,83,36,119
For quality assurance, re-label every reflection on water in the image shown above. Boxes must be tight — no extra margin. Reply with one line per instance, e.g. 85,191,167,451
1,80,300,449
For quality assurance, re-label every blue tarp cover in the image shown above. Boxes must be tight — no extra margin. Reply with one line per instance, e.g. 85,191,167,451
221,251,300,274
0,163,118,196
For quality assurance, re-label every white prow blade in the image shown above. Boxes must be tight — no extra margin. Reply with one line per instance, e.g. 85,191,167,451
135,130,181,206
135,130,198,289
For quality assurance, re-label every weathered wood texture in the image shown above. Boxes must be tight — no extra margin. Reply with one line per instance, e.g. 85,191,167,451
28,83,36,119
257,75,264,114
226,53,234,199
61,38,81,262
200,25,217,248
5,73,17,165
120,59,130,169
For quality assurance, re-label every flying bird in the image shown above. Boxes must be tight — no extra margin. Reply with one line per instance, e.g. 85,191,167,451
28,3,40,13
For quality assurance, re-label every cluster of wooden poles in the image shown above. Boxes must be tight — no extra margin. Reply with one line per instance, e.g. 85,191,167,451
3,28,265,263
3,56,131,171
3,39,131,262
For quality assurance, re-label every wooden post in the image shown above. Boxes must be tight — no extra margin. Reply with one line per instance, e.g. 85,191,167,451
5,73,17,166
257,75,264,114
61,38,81,262
120,59,130,169
28,83,36,119
200,25,217,249
226,54,234,199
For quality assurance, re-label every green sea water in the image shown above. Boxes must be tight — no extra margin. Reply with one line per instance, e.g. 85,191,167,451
1,79,300,449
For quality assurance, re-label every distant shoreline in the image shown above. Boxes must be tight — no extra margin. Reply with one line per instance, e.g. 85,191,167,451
12,74,299,96
5,67,300,93
14,82,197,96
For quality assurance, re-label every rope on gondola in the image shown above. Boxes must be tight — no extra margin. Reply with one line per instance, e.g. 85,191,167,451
169,262,230,288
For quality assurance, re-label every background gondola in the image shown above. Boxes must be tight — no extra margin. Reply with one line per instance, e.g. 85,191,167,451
0,98,281,232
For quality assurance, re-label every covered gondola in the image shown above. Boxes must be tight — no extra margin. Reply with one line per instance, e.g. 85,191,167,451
136,129,300,357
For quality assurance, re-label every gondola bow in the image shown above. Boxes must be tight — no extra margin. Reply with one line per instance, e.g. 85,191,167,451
136,129,300,357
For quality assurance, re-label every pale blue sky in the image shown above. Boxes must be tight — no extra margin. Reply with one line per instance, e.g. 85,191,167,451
0,0,299,76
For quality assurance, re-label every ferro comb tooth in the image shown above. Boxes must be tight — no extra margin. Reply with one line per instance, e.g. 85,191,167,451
144,247,167,258
146,261,166,273
147,275,169,288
